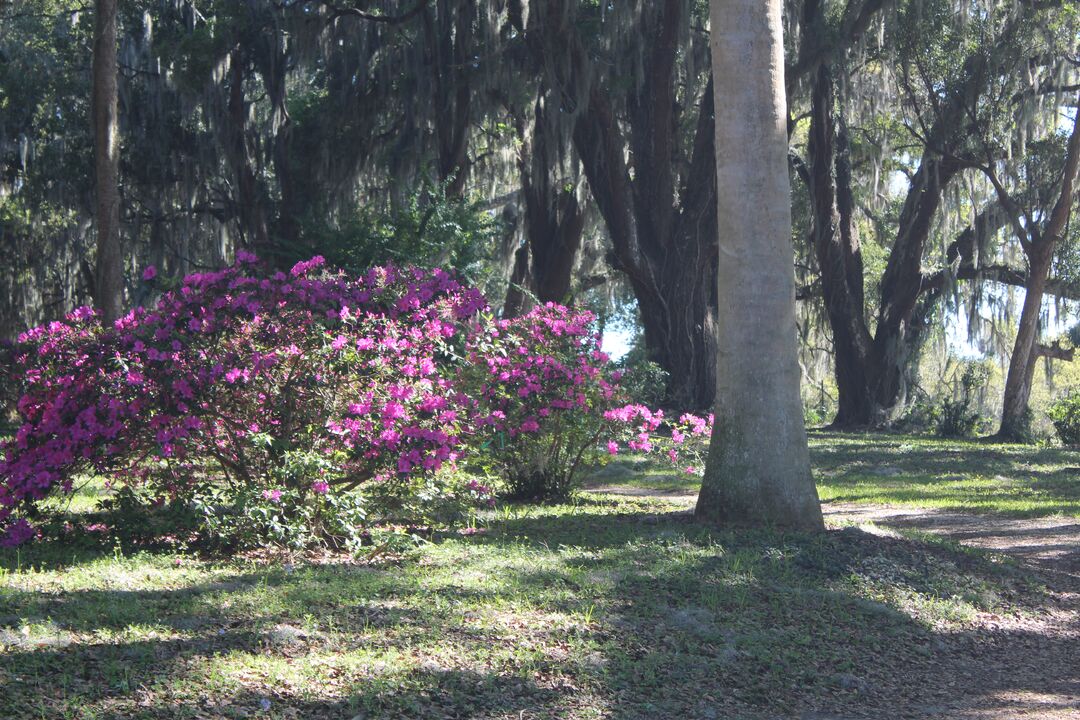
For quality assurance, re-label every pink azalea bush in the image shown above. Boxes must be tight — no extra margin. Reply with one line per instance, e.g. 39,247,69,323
0,256,710,546
462,303,618,499
462,304,713,500
0,255,485,547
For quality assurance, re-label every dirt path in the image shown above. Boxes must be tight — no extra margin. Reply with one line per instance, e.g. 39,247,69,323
825,502,1080,576
826,502,1080,720
585,485,1080,719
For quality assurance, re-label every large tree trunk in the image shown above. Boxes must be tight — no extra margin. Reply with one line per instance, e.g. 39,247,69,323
999,102,1080,439
696,0,823,530
92,0,123,324
806,59,875,427
528,0,718,411
423,0,472,199
572,75,719,411
866,155,962,420
513,85,586,312
798,12,1030,427
227,50,271,256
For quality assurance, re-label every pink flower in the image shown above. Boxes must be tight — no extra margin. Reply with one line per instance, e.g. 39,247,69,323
142,265,158,281
262,489,283,503
382,402,406,421
311,481,330,495
607,441,619,455
1,519,37,547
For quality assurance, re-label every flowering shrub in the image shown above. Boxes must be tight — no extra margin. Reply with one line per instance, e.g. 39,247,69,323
0,256,710,545
0,255,485,547
462,304,713,501
603,405,714,476
463,304,618,500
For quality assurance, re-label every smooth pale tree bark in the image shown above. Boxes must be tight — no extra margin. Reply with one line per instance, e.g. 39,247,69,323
92,0,123,324
999,100,1080,439
696,0,823,530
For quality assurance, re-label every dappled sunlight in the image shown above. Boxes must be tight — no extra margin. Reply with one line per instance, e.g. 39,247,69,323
2,440,1079,717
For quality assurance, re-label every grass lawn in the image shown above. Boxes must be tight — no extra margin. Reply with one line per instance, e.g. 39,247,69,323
0,435,1075,718
591,431,1080,518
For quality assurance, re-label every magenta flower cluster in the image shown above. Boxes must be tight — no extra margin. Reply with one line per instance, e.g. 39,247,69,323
0,256,485,545
604,406,715,474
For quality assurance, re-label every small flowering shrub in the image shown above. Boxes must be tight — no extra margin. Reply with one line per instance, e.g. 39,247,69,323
462,304,713,501
603,405,714,476
464,304,618,501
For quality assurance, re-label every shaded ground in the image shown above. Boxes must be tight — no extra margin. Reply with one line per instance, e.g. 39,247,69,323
1,434,1078,719
823,502,1080,720
584,434,1080,720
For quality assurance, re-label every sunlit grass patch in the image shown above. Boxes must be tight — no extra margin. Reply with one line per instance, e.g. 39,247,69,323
811,432,1080,517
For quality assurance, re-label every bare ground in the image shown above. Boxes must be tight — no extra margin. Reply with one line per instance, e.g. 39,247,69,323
585,484,1080,719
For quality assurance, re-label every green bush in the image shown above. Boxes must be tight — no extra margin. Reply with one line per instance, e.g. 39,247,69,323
291,183,498,279
935,360,991,438
1048,391,1080,446
935,398,982,438
614,356,668,408
893,399,937,434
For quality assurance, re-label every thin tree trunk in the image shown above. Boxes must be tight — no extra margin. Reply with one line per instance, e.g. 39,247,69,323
697,0,823,530
92,0,122,324
999,101,1080,439
999,249,1054,438
424,0,472,199
227,50,270,256
528,0,718,411
516,86,585,307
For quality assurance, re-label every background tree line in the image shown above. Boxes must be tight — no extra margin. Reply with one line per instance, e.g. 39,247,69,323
1,0,1078,437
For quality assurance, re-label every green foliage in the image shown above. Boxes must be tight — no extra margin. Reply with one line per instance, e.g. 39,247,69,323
189,482,369,554
935,360,992,438
360,467,495,531
1048,390,1080,447
892,399,938,434
91,451,368,553
935,398,983,439
494,413,604,503
290,185,499,280
614,355,668,408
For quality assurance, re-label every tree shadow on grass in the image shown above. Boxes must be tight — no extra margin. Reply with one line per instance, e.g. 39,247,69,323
483,510,1075,718
810,432,1080,518
1,506,1076,719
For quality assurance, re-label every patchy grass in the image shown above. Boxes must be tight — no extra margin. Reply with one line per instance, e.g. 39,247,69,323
0,488,1054,719
588,433,1080,518
812,432,1080,518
